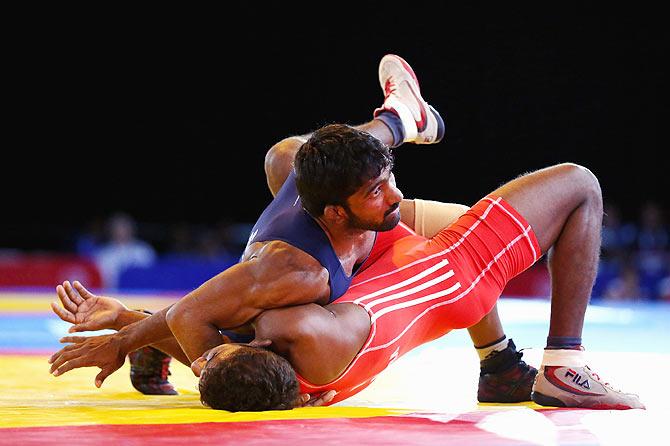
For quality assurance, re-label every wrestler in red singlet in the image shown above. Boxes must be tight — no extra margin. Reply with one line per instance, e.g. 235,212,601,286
298,196,541,405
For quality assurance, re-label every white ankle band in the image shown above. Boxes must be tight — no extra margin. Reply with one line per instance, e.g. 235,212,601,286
384,98,417,141
541,349,586,367
476,337,509,361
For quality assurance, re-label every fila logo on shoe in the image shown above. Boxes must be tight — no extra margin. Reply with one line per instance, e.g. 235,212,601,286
565,368,591,389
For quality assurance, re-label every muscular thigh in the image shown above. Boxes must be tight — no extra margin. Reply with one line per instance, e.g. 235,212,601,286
488,163,599,253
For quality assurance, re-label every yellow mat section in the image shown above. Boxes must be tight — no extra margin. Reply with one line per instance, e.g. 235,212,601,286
4,291,668,441
3,348,668,446
0,355,411,429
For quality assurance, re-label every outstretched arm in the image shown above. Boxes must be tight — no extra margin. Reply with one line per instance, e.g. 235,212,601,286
49,284,186,385
50,243,329,386
50,281,190,365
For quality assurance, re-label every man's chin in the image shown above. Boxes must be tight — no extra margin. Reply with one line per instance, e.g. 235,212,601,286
378,212,401,232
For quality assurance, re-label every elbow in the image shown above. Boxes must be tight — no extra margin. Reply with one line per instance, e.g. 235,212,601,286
165,304,180,334
264,137,303,196
166,300,194,336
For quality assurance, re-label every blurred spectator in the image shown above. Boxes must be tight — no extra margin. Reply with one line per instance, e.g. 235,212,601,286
94,212,157,290
602,261,648,302
659,275,670,301
601,201,637,259
636,201,669,251
634,201,669,300
194,228,231,261
593,201,637,299
167,222,197,256
70,200,668,298
75,216,106,257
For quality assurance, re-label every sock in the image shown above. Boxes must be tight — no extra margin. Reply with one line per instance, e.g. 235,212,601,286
374,110,405,147
475,335,509,361
546,336,582,350
478,337,524,375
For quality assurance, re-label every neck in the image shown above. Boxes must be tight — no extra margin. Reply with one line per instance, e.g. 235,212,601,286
314,216,374,262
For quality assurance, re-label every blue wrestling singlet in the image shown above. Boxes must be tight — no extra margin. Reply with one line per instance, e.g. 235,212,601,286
246,170,353,303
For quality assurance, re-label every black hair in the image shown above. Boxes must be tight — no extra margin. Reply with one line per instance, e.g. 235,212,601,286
198,346,299,412
294,123,394,217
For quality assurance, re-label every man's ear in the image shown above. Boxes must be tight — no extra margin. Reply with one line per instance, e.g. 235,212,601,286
249,338,272,349
323,204,348,225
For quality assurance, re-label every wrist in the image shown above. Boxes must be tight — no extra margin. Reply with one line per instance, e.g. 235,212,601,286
114,309,150,331
116,323,143,354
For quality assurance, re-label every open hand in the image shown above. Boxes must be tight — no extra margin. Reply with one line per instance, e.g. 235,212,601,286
52,281,128,333
48,333,126,387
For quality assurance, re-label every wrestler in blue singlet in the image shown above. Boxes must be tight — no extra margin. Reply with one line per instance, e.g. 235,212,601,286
223,171,362,343
246,170,355,303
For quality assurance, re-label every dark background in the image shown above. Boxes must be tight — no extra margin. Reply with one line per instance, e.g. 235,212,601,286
4,7,667,253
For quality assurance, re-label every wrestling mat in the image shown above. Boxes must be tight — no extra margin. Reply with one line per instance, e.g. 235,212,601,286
1,291,668,445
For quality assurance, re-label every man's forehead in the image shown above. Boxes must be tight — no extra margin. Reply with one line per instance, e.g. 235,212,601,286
353,168,392,197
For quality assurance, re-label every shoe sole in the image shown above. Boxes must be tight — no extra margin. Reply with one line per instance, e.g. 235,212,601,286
532,391,637,409
531,391,566,407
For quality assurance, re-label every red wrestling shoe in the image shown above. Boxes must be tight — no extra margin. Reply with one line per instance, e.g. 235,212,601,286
129,346,178,395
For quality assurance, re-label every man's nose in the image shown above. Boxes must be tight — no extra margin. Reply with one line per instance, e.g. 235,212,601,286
387,183,403,204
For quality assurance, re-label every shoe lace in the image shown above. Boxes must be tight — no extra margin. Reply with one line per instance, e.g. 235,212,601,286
384,79,397,98
515,349,531,369
585,365,621,391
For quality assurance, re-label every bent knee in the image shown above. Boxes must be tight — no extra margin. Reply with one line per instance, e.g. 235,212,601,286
264,137,305,195
556,163,602,205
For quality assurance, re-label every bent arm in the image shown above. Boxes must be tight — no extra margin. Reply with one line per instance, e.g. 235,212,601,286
166,245,329,363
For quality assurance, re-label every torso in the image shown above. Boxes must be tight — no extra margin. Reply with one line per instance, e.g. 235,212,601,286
244,170,378,302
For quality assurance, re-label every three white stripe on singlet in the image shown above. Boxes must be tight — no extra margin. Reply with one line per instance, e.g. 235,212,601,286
350,197,536,354
303,198,536,389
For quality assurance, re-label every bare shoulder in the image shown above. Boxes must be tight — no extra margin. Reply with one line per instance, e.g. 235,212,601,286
247,240,324,272
244,241,330,306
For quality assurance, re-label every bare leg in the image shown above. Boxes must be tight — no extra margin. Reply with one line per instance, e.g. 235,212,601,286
490,163,603,339
468,306,505,346
487,163,643,409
